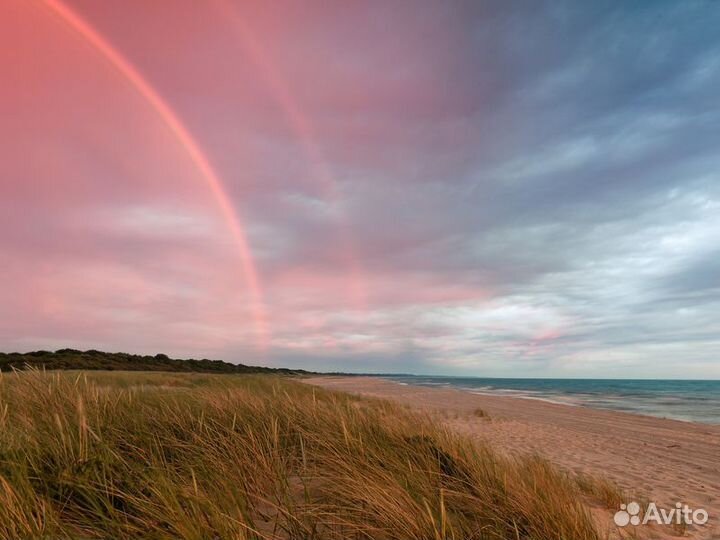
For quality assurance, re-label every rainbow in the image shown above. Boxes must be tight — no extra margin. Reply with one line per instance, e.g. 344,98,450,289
215,0,367,309
41,0,268,348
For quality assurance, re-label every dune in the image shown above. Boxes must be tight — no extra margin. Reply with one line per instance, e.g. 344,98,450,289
0,370,614,539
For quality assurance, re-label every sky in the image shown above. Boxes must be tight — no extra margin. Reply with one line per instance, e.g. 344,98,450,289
1,0,719,378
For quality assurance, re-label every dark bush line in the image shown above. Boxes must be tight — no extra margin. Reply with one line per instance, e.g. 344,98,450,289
0,349,312,375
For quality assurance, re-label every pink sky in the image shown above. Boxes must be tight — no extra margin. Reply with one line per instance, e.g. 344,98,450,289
2,1,719,377
2,0,481,369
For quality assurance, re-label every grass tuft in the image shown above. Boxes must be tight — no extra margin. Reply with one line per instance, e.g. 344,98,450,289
472,407,490,419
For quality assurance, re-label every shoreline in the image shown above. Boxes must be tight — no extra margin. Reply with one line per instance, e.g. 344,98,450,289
304,376,720,540
429,385,717,425
372,376,720,425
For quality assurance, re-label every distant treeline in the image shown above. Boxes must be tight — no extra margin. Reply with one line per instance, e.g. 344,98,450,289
0,349,312,375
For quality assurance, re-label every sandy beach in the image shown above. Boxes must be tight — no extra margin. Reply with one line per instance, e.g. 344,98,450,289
305,376,720,539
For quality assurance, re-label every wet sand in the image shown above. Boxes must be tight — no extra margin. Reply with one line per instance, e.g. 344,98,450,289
304,376,720,539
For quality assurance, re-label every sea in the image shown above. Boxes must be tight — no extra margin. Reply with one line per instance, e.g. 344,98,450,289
382,376,720,425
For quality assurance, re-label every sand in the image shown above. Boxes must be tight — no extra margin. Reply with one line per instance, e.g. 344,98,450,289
304,376,720,540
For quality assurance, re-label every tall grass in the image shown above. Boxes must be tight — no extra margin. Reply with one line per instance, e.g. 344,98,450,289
0,370,604,539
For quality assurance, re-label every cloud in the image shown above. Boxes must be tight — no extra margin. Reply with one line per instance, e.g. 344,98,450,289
2,0,720,376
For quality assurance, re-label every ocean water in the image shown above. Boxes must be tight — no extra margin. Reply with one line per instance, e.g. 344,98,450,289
383,376,720,424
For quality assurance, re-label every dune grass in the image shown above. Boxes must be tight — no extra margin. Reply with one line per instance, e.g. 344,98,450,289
0,370,607,539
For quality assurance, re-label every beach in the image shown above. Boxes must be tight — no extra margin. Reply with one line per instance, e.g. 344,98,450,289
305,376,720,539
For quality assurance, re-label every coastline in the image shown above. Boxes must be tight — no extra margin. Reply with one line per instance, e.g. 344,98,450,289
304,376,720,539
380,376,720,424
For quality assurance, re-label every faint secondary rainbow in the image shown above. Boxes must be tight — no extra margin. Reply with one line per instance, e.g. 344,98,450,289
215,0,368,310
41,0,269,348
